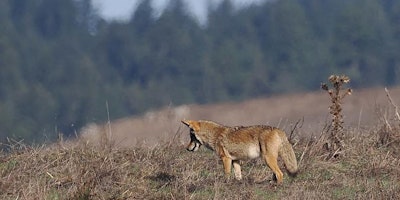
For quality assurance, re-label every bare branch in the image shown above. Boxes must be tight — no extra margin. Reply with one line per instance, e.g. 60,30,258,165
384,87,400,122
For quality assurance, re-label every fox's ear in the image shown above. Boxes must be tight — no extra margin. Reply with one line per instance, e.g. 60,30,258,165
181,120,191,127
181,120,200,131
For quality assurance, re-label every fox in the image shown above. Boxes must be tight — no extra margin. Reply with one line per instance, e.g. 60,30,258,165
181,120,298,184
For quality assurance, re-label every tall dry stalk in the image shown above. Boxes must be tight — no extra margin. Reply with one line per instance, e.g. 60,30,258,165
321,75,352,158
378,87,400,148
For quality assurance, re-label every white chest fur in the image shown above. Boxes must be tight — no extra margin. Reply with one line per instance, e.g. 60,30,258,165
247,145,260,159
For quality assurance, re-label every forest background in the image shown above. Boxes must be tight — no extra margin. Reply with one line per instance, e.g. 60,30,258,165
0,0,399,142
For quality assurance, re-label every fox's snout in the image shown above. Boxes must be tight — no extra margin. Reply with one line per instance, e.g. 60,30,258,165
187,141,201,151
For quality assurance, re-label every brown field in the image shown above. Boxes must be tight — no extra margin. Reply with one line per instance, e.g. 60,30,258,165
81,86,400,147
1,86,400,199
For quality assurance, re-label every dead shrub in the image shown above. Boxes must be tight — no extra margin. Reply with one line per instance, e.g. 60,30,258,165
321,74,352,159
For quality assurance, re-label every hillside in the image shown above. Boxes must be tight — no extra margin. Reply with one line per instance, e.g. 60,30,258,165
1,87,400,199
80,86,400,147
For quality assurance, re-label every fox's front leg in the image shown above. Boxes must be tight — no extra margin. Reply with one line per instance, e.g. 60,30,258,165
221,157,232,178
232,160,242,180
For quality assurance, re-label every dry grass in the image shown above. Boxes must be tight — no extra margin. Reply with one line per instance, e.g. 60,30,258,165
1,124,400,199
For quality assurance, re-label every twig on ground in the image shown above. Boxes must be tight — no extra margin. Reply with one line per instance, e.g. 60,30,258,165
289,117,303,143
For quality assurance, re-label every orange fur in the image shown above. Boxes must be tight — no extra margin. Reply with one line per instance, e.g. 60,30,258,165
182,120,298,184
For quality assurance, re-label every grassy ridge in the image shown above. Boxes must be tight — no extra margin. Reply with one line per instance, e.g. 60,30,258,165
1,125,400,199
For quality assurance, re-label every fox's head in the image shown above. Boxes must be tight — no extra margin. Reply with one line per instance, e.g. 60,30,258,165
181,120,203,151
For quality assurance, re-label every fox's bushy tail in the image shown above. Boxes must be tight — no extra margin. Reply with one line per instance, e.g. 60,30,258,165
279,132,298,177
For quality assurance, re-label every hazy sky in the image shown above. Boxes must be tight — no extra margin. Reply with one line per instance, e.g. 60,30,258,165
92,0,265,24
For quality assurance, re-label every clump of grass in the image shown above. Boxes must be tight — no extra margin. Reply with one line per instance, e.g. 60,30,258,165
321,74,352,159
376,88,400,155
0,140,140,199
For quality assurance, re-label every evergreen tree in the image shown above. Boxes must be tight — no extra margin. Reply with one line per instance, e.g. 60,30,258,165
331,0,394,87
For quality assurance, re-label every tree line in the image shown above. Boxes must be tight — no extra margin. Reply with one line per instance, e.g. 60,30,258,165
0,0,399,142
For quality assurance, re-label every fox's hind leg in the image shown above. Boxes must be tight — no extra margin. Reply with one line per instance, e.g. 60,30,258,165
260,131,285,184
263,153,284,184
